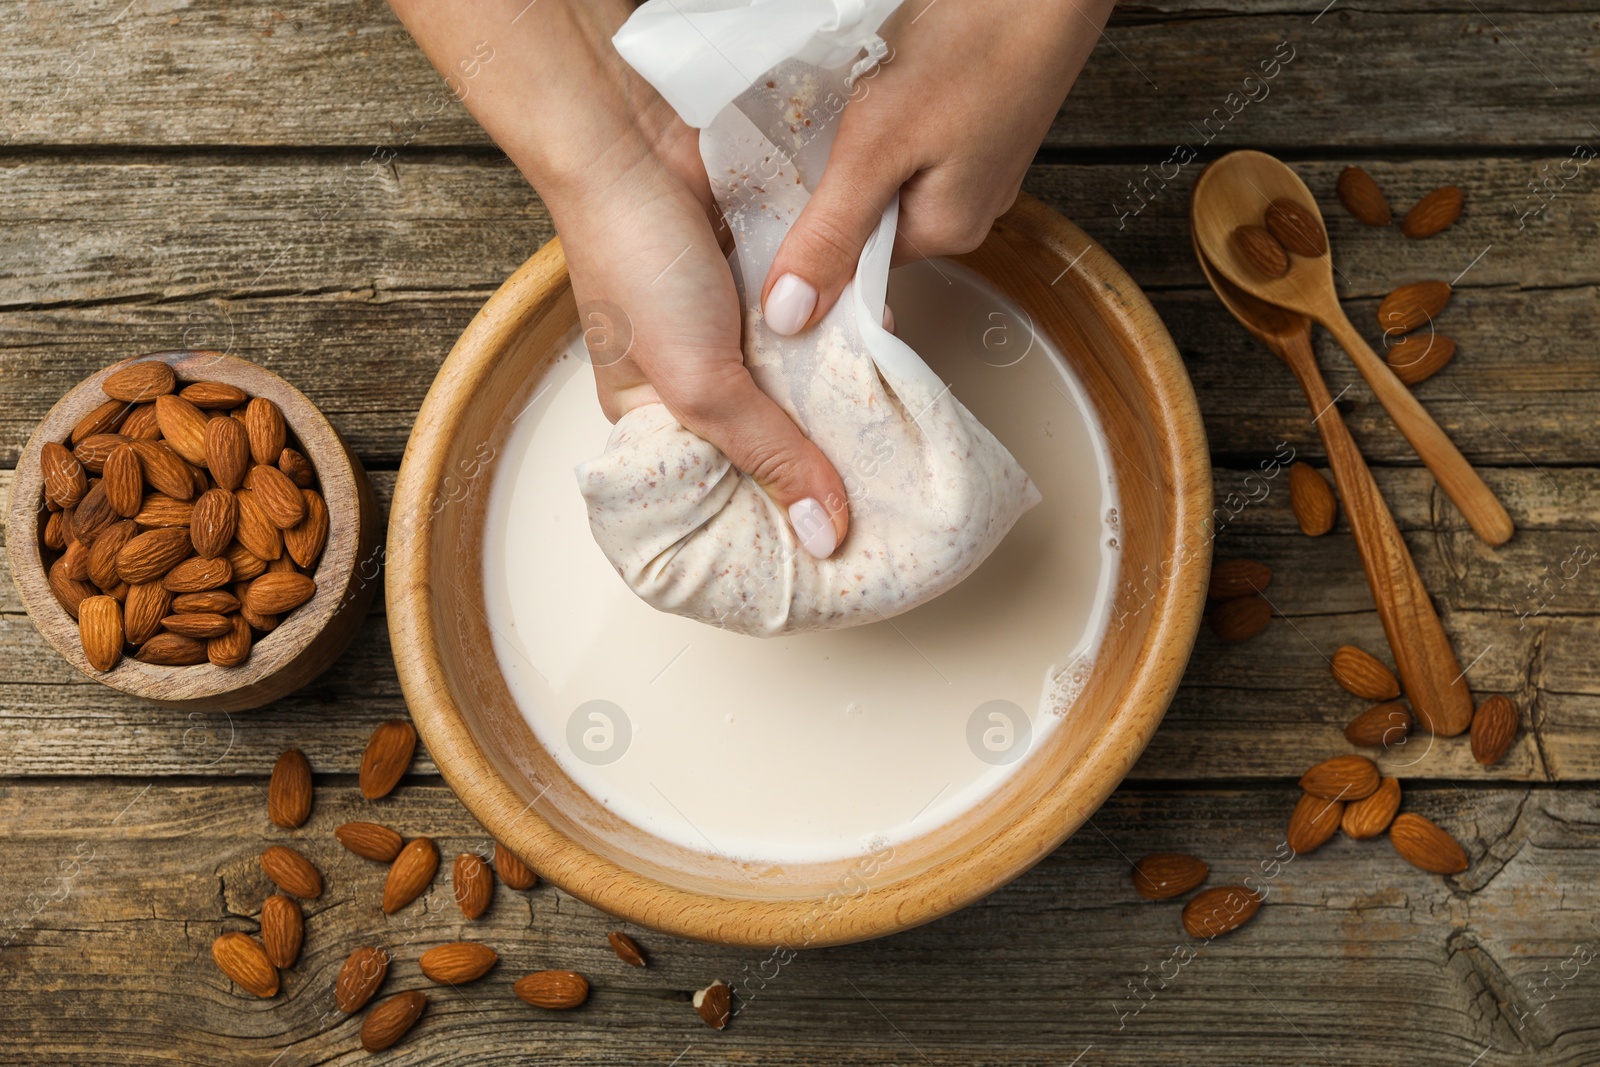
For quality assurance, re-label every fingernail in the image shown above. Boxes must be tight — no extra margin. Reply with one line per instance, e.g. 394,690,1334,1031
788,497,838,559
882,304,896,333
764,273,817,336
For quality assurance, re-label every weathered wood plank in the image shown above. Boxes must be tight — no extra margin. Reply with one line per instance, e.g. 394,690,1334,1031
0,780,1594,1065
1,3,1594,149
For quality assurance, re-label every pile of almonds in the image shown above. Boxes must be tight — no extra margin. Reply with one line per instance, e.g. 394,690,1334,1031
39,360,327,671
211,717,730,1054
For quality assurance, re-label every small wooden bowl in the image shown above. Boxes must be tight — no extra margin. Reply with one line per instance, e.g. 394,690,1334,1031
7,351,380,711
389,194,1212,947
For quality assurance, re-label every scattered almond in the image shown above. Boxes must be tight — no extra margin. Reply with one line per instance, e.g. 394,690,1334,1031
1289,462,1337,536
1210,595,1271,642
693,978,732,1029
495,842,538,890
1330,645,1401,701
1263,198,1327,257
1344,702,1413,748
1231,223,1289,278
453,853,492,920
360,719,418,800
1470,694,1518,767
335,946,390,1013
1287,792,1344,854
1377,280,1451,335
260,894,304,969
1400,185,1464,239
383,837,439,914
336,822,405,863
419,942,498,985
1207,559,1272,601
515,970,590,1011
608,931,648,967
261,844,323,899
361,990,427,1053
1389,812,1468,874
1300,754,1380,801
212,931,278,998
104,361,176,403
1341,777,1401,840
1131,852,1208,900
1336,165,1391,226
1181,885,1263,938
268,748,313,829
1385,332,1456,386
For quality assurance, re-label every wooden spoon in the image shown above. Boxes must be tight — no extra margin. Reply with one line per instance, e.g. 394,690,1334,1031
1191,149,1513,547
1190,231,1474,737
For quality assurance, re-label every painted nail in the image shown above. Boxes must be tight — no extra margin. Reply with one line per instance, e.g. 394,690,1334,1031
764,273,817,336
787,498,837,559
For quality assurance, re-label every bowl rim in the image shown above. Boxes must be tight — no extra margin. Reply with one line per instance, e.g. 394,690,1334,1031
5,350,378,710
388,197,1213,947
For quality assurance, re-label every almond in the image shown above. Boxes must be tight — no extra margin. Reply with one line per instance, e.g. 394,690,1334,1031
208,613,253,667
120,402,161,440
1210,595,1271,642
88,521,137,590
103,361,176,403
225,542,269,582
420,942,498,985
1230,223,1288,278
245,463,305,529
515,970,590,1011
154,394,210,466
132,493,194,529
159,612,232,639
1263,198,1327,257
42,441,88,509
1181,885,1263,939
211,932,278,998
279,447,316,488
693,979,731,1028
1385,332,1456,386
1344,702,1413,748
1207,559,1272,601
102,444,144,517
136,632,207,665
72,480,118,544
235,580,279,633
180,380,248,409
245,571,315,614
1389,812,1469,874
453,853,493,920
361,719,418,799
78,595,124,671
173,590,239,614
1401,185,1464,239
1289,462,1337,536
1336,165,1391,226
1299,754,1380,801
162,555,233,594
72,399,129,444
234,489,283,561
1341,777,1401,840
261,844,323,899
73,433,131,473
203,415,250,491
1287,792,1344,854
335,821,404,863
284,490,328,570
260,894,304,969
383,837,439,914
129,439,195,501
1131,852,1208,900
361,990,427,1053
245,398,287,467
268,748,314,829
43,510,67,551
495,842,538,890
190,488,237,558
1377,280,1451,335
116,527,193,585
1330,645,1401,701
124,581,171,644
1470,694,1518,766
608,931,648,968
61,538,93,581
336,946,390,1013
48,558,97,618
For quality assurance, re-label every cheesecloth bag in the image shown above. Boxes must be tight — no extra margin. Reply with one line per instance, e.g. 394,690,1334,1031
576,0,1040,638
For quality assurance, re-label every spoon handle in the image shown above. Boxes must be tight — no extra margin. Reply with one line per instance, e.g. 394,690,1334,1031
1277,327,1476,737
1319,310,1514,547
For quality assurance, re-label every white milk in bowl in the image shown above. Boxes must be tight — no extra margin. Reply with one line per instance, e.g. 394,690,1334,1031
482,260,1119,866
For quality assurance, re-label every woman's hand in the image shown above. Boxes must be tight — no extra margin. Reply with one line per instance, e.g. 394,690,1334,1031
760,0,1114,335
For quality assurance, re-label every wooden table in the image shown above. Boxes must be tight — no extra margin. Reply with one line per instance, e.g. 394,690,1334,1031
3,2,1597,1063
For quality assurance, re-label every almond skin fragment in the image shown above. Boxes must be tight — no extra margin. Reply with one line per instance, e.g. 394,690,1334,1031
1131,852,1209,900
335,821,404,863
1342,777,1402,840
360,719,419,799
335,946,390,1013
1210,595,1271,642
1182,885,1263,939
1330,645,1401,701
693,978,732,1029
1344,702,1413,749
1207,559,1272,601
1299,754,1380,801
1470,694,1518,766
1389,812,1469,874
260,894,304,969
515,970,590,1011
261,844,323,899
453,853,493,920
1289,462,1337,536
608,931,648,967
1287,792,1344,854
268,748,313,829
419,942,498,985
383,837,439,914
361,991,427,1053
212,932,278,998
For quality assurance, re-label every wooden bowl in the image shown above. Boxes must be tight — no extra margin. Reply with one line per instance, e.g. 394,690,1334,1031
7,351,380,712
388,193,1212,947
